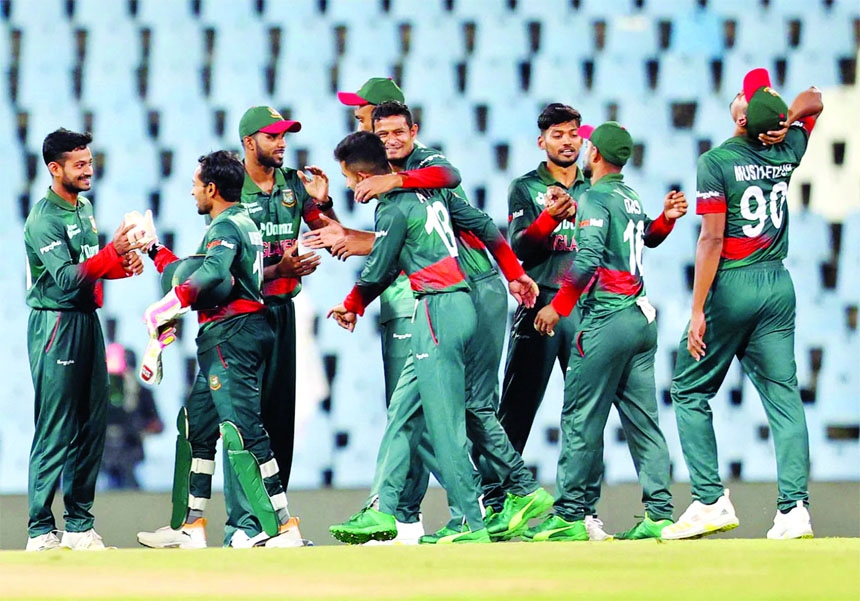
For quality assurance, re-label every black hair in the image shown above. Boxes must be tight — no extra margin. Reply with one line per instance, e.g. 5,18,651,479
371,101,414,129
197,150,245,203
42,128,93,165
333,131,390,175
537,103,582,132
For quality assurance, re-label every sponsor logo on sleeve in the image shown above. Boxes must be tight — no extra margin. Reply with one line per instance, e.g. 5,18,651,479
39,240,63,254
578,218,604,228
511,209,524,220
375,230,388,238
207,240,236,250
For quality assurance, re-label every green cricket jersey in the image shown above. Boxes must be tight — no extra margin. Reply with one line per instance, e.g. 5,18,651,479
696,121,812,271
24,188,123,311
552,173,675,320
241,167,322,302
508,162,589,290
344,187,519,315
182,204,266,340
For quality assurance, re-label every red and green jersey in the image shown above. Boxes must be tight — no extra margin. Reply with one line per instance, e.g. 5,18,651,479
379,143,495,323
344,188,523,316
508,162,589,290
404,144,494,278
241,166,321,301
179,204,266,332
696,119,814,271
24,188,128,311
551,173,675,320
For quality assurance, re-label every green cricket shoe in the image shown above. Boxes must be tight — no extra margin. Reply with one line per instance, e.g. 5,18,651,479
615,513,674,540
522,514,588,542
418,525,462,545
329,507,397,545
436,527,491,544
486,487,555,541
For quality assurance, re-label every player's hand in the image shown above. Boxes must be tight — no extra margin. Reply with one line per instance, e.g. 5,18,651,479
663,190,688,220
112,223,144,255
509,275,539,308
275,245,321,278
303,214,346,250
545,186,576,221
353,173,403,204
759,121,788,146
297,165,330,203
327,304,357,332
123,251,145,276
123,209,159,252
687,310,707,361
533,305,559,337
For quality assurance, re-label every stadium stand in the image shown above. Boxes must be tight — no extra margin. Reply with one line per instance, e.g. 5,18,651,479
2,0,858,496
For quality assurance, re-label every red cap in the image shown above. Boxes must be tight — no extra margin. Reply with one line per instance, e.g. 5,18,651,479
743,68,772,102
336,91,369,106
578,124,595,140
258,120,301,134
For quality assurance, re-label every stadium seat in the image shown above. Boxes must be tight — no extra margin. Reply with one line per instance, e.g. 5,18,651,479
145,23,206,107
208,21,270,103
533,13,594,63
665,9,724,57
470,16,530,61
407,17,467,62
601,14,659,59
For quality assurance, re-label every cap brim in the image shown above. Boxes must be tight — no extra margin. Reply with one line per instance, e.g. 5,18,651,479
743,68,772,101
578,124,595,140
258,120,302,134
337,91,369,106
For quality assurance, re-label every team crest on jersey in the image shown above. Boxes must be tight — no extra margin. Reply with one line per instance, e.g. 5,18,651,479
281,189,296,208
209,375,221,390
88,216,98,232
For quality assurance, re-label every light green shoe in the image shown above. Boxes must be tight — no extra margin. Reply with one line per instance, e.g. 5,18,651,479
436,527,491,544
486,487,555,541
418,525,462,545
329,507,397,545
615,513,674,540
522,514,588,542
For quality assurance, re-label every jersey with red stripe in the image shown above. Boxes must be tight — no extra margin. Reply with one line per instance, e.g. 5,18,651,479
405,144,494,277
241,166,320,302
696,121,812,270
186,204,265,334
563,173,663,320
507,162,589,290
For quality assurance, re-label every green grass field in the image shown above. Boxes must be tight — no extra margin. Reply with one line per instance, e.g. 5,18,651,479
0,538,857,601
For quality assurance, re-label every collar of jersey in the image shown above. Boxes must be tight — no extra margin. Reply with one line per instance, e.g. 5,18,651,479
241,166,288,196
45,187,81,211
537,161,585,190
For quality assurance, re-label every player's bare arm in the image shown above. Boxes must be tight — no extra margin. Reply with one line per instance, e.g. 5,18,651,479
302,214,375,260
759,86,823,145
688,212,725,361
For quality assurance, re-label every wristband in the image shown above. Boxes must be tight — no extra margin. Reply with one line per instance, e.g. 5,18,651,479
315,197,334,212
147,243,163,260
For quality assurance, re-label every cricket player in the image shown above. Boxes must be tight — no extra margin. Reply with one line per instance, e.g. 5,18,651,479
662,69,823,541
137,107,330,548
529,121,687,541
310,102,552,543
327,131,538,543
140,150,306,549
24,128,144,551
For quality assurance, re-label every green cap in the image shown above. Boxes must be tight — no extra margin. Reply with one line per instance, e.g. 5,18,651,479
588,121,633,167
745,87,788,140
239,106,301,139
337,77,405,106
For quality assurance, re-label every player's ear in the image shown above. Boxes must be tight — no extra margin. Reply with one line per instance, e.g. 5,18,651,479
537,134,546,151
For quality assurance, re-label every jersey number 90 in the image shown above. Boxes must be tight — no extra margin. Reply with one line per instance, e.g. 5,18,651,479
740,182,787,238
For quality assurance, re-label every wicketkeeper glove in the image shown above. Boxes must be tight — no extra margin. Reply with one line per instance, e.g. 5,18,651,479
124,209,159,252
143,288,189,338
139,325,177,385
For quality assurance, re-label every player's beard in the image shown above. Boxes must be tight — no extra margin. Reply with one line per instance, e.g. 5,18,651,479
547,151,578,169
257,146,284,169
61,174,90,195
